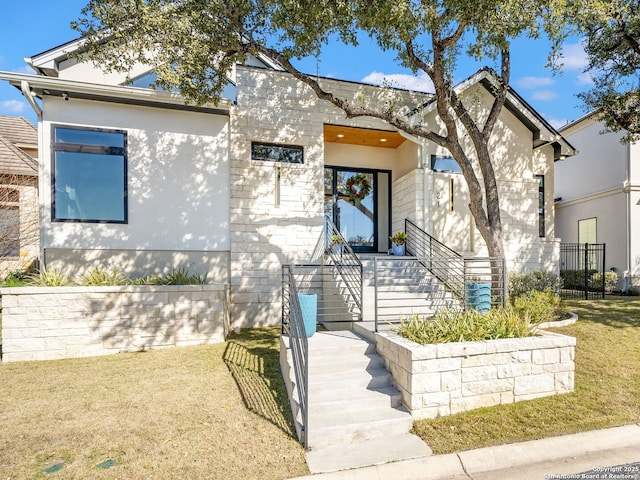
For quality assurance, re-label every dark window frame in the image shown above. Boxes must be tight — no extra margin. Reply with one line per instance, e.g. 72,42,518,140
535,174,545,238
430,154,462,174
51,124,128,224
251,141,304,164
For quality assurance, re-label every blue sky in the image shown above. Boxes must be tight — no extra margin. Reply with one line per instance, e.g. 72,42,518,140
0,1,592,129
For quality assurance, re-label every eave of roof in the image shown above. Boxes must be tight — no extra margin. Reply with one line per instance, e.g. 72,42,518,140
409,68,577,160
0,71,231,115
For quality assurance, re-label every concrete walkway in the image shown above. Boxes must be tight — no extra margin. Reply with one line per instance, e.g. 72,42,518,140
290,424,640,479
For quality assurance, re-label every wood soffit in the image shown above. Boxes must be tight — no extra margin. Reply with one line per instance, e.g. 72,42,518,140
324,124,405,149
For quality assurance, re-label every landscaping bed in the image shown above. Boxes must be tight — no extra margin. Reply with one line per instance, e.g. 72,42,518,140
412,297,640,454
376,329,575,419
1,283,230,362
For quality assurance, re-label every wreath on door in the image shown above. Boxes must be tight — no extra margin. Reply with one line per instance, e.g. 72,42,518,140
345,174,371,202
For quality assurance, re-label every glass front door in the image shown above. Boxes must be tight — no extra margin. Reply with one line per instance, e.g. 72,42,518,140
325,168,378,252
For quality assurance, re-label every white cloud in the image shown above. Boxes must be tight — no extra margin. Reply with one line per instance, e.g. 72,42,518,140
0,100,27,114
16,65,35,74
361,71,434,93
515,76,554,89
575,72,594,86
531,90,559,101
547,116,570,129
561,42,588,71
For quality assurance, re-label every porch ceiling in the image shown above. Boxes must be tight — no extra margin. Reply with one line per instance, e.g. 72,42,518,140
324,124,405,149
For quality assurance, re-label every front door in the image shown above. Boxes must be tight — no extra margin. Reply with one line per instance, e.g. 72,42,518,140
324,167,390,253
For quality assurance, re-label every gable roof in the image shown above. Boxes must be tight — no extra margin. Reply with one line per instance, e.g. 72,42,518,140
410,68,577,160
0,115,37,148
26,36,284,78
0,132,38,177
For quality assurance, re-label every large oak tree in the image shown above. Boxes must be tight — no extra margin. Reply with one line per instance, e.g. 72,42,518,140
573,0,640,142
73,0,570,265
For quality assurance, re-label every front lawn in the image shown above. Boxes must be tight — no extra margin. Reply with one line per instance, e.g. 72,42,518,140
412,297,640,453
0,327,309,479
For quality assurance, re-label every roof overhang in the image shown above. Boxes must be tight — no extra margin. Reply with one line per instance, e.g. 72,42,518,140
411,69,577,161
0,71,230,115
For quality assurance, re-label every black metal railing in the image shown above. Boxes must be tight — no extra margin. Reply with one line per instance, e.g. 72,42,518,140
323,216,363,321
373,254,506,331
560,243,606,300
281,265,309,449
404,219,465,301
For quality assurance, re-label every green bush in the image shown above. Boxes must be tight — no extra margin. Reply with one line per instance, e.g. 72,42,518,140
80,267,130,286
509,270,562,298
560,269,598,289
511,290,563,324
1,270,29,288
396,308,534,345
588,271,619,293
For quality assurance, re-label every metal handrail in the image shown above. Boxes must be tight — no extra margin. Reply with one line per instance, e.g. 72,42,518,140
404,219,465,301
281,265,309,449
373,255,506,332
324,216,363,321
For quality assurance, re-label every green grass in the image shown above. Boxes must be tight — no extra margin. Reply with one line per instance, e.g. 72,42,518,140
412,296,640,453
0,327,308,479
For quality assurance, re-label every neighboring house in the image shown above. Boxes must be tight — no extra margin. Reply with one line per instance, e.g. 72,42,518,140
0,38,574,327
0,115,39,275
557,113,640,291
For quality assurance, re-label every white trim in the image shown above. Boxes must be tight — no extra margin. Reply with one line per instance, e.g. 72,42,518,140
555,185,623,208
0,71,231,112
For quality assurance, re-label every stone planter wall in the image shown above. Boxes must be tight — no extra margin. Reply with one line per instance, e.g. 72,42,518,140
375,330,575,419
1,284,230,362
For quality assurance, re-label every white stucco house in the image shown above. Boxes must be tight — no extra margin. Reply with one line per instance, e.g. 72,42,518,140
0,37,575,328
557,113,640,291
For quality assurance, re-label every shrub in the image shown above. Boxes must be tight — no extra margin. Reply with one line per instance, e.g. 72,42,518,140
628,286,640,296
162,266,207,285
560,269,598,290
512,290,562,324
132,266,206,286
588,271,619,293
80,266,130,286
28,268,74,287
396,308,534,345
509,270,562,298
1,270,29,287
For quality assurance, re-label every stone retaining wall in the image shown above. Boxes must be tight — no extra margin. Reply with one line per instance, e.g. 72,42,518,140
375,330,575,419
1,284,230,362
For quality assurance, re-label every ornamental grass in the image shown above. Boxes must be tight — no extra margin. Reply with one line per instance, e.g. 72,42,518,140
397,307,534,345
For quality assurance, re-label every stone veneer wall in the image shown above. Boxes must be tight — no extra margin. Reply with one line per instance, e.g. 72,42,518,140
375,330,575,419
1,284,230,362
230,66,428,327
392,169,426,234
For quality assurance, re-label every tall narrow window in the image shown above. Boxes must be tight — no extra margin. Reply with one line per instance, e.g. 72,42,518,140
535,175,545,237
52,126,127,223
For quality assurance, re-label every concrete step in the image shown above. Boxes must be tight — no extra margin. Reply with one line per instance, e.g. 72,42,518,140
305,433,432,474
308,366,392,390
310,352,386,372
308,405,414,448
307,331,376,356
310,385,403,413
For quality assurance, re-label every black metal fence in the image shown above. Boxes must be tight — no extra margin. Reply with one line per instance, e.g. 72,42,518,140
559,243,606,300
